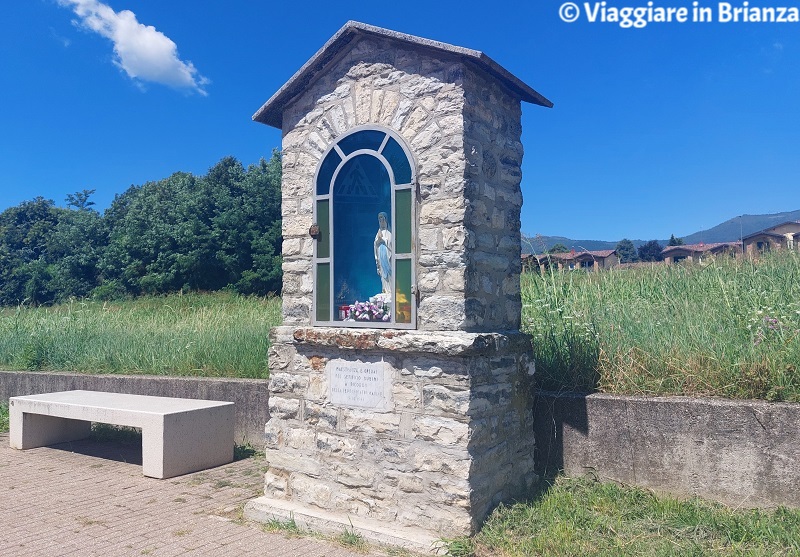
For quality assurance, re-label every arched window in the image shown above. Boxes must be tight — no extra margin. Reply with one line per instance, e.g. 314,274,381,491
312,126,416,328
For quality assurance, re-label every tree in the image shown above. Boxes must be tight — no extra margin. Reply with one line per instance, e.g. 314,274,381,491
66,189,96,211
615,239,639,263
548,243,570,254
100,153,283,297
206,152,282,296
227,152,283,296
0,153,283,305
101,171,203,294
0,193,109,304
0,197,61,304
47,207,107,300
668,234,685,246
638,240,664,262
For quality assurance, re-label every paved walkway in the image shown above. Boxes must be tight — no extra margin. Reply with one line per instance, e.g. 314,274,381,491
0,433,387,557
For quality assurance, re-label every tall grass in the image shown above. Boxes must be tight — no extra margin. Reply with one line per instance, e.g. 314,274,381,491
3,253,799,396
0,292,281,378
522,252,800,401
447,476,800,556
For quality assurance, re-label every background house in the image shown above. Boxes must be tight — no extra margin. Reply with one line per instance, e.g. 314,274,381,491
662,242,741,264
531,249,620,272
742,221,800,255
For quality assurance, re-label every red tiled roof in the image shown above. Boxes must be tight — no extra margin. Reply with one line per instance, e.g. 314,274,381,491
741,221,800,241
533,249,617,262
662,242,740,254
584,249,616,258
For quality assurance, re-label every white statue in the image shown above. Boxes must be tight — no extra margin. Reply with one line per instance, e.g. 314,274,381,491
374,211,393,297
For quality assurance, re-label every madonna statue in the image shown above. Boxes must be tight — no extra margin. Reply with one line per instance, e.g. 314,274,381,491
374,212,393,297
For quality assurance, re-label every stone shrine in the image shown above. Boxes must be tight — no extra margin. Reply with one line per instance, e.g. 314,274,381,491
245,21,552,551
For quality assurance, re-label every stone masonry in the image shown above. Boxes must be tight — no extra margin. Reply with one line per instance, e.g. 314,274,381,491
274,27,545,332
246,22,551,550
262,326,535,538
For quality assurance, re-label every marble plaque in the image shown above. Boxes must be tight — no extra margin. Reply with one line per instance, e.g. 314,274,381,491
327,359,390,409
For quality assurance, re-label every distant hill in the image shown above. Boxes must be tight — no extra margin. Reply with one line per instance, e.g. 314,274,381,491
524,209,800,254
523,235,620,253
682,210,800,244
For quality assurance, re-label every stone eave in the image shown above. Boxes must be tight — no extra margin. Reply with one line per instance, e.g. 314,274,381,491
252,20,553,129
281,326,532,356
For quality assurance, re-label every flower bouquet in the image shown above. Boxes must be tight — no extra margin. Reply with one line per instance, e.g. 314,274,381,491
347,293,392,322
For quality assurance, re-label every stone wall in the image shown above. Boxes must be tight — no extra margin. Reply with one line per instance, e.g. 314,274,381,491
279,34,465,331
278,34,525,332
534,391,800,509
0,371,269,445
263,326,536,536
462,65,525,330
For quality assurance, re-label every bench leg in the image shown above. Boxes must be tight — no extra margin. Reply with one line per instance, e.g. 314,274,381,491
10,410,92,450
140,406,234,479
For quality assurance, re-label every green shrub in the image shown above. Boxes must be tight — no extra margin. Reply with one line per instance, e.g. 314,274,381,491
90,280,127,302
0,404,8,433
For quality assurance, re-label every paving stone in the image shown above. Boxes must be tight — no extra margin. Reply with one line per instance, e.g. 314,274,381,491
0,433,386,557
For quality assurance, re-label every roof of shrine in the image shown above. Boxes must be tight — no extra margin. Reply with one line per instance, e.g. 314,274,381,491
253,21,552,129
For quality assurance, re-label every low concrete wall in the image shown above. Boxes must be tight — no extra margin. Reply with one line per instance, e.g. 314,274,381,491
534,391,800,508
0,371,268,445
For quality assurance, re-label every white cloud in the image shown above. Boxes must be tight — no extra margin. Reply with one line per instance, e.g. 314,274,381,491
57,0,209,95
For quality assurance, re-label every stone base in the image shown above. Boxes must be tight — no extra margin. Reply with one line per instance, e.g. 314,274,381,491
244,496,443,554
257,326,536,544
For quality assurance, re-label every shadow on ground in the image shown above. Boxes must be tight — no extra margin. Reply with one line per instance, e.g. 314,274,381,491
48,436,144,466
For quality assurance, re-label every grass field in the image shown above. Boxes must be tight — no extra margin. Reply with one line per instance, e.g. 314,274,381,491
522,251,800,401
0,292,280,378
1,252,798,400
441,476,800,556
0,404,7,433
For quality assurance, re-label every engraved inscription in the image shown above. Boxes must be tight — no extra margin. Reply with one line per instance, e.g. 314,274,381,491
327,359,386,408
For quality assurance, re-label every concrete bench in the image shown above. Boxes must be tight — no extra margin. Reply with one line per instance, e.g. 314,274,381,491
9,390,235,479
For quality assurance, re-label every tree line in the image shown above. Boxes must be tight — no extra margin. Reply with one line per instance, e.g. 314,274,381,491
615,234,684,263
0,153,282,306
548,234,684,263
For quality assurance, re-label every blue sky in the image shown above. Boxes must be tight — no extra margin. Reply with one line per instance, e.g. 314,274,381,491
2,0,798,241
